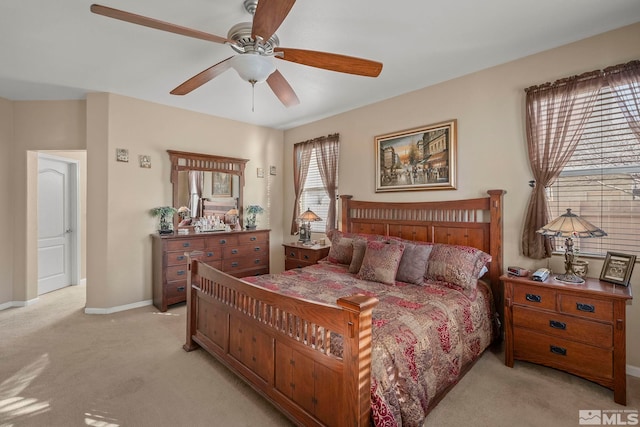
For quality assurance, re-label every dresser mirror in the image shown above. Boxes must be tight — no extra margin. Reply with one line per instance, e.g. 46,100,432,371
167,150,248,229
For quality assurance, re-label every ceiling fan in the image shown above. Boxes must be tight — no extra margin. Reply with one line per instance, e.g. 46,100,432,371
90,0,383,108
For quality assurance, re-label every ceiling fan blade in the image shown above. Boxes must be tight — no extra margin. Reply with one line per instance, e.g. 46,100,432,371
90,4,231,45
251,0,296,42
274,48,383,77
170,57,234,95
266,70,300,107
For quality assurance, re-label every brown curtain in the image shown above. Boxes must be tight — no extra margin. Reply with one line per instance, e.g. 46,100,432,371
522,72,603,259
605,60,640,140
290,140,314,234
315,133,340,232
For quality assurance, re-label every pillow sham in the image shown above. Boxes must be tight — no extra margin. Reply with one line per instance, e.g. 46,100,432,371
424,244,491,298
348,239,368,274
357,240,405,285
395,243,433,285
326,230,387,265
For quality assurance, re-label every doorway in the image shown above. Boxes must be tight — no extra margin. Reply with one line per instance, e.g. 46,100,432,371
37,153,80,295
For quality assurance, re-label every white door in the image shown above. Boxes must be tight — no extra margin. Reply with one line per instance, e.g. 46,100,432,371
38,157,72,295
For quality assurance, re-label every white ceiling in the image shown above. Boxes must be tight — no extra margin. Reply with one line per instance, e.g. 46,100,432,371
1,0,639,130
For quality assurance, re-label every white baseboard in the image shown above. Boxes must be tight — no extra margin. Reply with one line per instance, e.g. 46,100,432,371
627,364,640,378
0,297,40,311
84,299,153,315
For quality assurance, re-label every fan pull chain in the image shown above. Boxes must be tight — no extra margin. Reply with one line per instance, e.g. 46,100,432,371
249,79,257,112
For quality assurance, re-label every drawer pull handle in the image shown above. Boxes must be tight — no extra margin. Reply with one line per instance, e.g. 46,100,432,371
290,251,296,257
207,252,214,257
231,262,239,267
576,303,595,313
250,236,257,241
254,259,261,264
303,254,309,260
549,320,566,330
550,345,567,356
220,239,226,244
177,270,185,276
525,293,541,303
254,247,260,251
177,286,185,292
177,255,185,261
231,249,238,254
182,242,190,247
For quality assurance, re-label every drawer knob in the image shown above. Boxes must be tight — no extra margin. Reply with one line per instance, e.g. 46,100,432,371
549,320,566,330
254,259,260,264
177,255,185,261
220,239,226,244
303,254,309,260
250,236,257,241
231,262,239,267
525,293,542,303
182,242,190,247
550,345,567,356
231,249,238,254
207,252,214,257
177,286,185,292
576,303,595,313
289,251,296,257
177,270,185,276
254,247,260,251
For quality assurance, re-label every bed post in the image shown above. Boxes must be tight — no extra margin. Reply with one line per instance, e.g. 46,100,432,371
337,294,378,427
487,189,505,334
340,195,353,233
183,252,201,352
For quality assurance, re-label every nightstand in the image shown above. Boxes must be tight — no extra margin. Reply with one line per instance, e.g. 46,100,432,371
501,274,632,405
283,242,330,270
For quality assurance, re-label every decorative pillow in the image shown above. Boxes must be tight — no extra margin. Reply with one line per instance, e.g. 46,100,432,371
357,241,405,285
395,243,433,284
326,230,387,265
348,239,368,273
425,244,491,298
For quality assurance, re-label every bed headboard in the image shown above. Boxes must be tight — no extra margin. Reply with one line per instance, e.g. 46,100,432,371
340,190,505,323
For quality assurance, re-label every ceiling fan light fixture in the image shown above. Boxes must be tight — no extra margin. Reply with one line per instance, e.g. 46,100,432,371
231,54,276,84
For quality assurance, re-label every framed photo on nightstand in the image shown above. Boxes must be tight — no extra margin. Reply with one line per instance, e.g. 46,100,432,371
599,251,636,286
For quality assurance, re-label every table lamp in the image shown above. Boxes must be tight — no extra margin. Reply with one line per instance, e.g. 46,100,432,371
298,208,322,245
537,208,607,284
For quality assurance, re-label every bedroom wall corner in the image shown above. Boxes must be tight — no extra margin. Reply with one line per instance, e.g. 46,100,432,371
0,97,14,306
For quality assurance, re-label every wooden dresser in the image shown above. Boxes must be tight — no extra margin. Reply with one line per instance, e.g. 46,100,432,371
283,242,330,270
152,229,269,311
502,274,632,405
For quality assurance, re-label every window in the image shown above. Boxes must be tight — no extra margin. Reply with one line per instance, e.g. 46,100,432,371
299,146,338,232
548,83,640,257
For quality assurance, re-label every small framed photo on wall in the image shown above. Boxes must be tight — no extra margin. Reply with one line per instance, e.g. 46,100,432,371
599,252,636,286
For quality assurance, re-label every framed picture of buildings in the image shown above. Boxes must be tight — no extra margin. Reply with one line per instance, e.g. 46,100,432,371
375,120,457,192
212,172,231,196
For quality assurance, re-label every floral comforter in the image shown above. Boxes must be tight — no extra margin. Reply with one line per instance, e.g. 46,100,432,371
243,262,495,427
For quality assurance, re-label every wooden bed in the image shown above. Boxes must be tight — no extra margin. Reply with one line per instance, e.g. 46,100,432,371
183,190,505,426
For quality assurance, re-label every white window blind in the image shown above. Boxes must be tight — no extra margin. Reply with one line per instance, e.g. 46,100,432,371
299,147,338,232
548,84,640,257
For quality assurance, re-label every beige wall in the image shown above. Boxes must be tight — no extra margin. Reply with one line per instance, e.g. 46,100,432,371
85,93,284,310
0,98,13,305
283,23,640,368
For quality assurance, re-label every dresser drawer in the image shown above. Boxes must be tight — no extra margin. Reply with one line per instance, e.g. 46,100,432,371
285,259,314,270
513,284,556,310
512,305,612,347
166,265,190,281
166,238,205,252
224,244,268,259
223,256,268,272
514,328,613,380
166,251,190,266
238,232,268,245
206,235,239,247
559,293,613,322
165,280,188,304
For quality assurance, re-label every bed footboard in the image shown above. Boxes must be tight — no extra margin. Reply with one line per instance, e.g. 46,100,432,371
183,254,378,427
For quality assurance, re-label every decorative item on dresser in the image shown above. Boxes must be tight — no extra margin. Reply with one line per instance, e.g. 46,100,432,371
149,206,177,235
502,273,632,405
183,190,505,426
151,229,269,312
283,242,330,270
297,208,321,244
244,204,264,229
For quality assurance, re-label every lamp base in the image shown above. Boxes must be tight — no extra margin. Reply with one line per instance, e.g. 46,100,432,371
554,273,585,284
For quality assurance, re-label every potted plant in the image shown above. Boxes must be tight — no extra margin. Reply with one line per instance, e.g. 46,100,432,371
150,206,177,235
244,205,264,229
